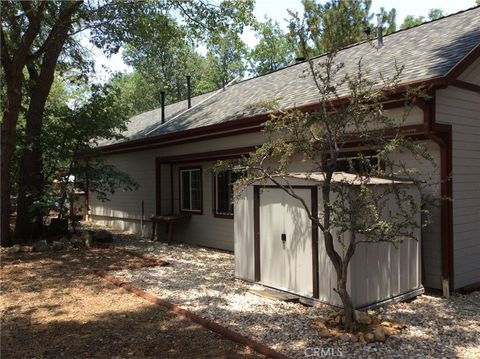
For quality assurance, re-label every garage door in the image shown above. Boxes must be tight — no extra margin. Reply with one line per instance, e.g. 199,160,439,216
259,187,313,297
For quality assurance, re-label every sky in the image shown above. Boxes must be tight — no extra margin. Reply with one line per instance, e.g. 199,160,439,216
90,0,478,82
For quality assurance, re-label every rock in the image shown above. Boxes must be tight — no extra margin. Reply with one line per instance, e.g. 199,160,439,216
7,244,21,253
355,310,372,325
32,240,49,252
357,332,366,343
71,236,86,248
334,315,341,324
20,246,32,252
340,333,357,342
318,329,332,338
51,241,65,251
374,326,387,342
92,229,113,243
312,318,327,330
365,333,375,342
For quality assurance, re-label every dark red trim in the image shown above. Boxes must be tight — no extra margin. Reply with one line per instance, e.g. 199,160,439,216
445,43,480,80
97,273,288,359
253,186,260,282
169,163,174,214
450,79,480,93
156,146,256,164
422,92,454,291
98,77,452,155
178,166,203,215
155,159,162,215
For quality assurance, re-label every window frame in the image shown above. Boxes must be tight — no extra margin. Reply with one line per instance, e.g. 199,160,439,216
179,166,203,214
213,170,237,219
335,154,382,174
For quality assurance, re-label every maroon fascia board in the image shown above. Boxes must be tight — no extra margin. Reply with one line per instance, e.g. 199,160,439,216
98,76,452,154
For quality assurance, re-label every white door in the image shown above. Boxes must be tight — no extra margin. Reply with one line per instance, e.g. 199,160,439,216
260,187,313,297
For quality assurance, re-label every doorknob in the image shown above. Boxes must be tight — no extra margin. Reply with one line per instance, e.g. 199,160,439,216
281,233,286,242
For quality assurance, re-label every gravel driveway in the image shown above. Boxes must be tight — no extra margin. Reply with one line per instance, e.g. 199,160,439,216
104,228,479,359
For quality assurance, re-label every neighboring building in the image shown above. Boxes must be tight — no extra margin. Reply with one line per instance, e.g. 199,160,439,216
91,8,480,300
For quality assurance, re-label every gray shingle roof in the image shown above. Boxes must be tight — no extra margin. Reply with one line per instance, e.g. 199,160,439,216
101,7,480,147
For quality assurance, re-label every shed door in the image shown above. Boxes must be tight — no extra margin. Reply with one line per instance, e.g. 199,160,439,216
259,188,313,297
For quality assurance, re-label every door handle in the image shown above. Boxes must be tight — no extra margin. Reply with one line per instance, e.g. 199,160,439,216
281,233,286,242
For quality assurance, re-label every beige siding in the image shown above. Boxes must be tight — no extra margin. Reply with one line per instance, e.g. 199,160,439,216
458,57,480,86
90,131,266,249
436,86,480,289
389,141,442,289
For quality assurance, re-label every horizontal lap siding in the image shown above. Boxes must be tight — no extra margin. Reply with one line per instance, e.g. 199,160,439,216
172,161,235,251
89,132,266,246
436,86,480,289
389,141,442,289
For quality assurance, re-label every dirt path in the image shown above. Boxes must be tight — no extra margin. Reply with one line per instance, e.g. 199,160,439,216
0,248,263,358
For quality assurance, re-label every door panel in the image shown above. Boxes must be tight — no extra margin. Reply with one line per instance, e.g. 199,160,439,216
259,188,286,289
284,189,313,296
259,187,313,297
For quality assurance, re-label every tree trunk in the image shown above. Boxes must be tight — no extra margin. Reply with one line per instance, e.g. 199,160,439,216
0,75,24,246
0,2,46,246
14,2,82,242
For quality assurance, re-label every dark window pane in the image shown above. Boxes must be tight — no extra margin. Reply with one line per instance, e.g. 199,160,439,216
181,171,190,210
190,170,201,211
216,170,235,215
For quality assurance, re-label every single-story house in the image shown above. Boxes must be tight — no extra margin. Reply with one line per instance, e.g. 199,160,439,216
91,7,480,301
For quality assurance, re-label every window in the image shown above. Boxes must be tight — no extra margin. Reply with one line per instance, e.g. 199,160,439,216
180,168,202,213
214,170,238,217
335,155,379,174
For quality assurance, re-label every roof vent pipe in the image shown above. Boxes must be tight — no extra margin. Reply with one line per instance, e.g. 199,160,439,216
376,13,384,49
186,75,192,109
160,91,165,124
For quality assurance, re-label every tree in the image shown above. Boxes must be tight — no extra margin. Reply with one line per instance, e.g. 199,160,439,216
222,14,432,332
401,8,444,29
204,30,249,88
40,81,138,221
1,0,255,245
298,0,396,55
250,17,294,76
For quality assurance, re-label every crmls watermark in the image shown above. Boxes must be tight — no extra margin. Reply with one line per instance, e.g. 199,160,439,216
304,347,343,357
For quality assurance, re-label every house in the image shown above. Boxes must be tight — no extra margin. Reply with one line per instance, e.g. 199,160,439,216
92,7,480,301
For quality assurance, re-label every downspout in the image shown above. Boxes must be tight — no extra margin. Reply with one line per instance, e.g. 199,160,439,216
421,93,454,297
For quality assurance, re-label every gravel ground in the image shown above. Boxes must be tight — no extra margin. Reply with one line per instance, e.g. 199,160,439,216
90,224,480,359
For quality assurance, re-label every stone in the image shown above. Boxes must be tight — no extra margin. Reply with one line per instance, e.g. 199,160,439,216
334,315,341,324
357,332,366,343
20,246,32,252
7,244,21,253
365,333,375,342
32,240,49,252
374,326,387,342
312,318,327,330
318,329,332,338
71,236,86,248
355,310,372,325
92,229,113,243
51,241,65,251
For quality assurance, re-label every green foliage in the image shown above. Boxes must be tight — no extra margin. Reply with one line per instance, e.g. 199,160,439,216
401,8,444,29
297,0,396,55
39,80,137,217
250,18,295,75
